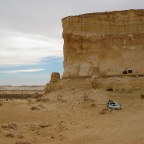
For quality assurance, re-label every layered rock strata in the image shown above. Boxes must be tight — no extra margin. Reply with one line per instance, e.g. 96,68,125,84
62,9,144,78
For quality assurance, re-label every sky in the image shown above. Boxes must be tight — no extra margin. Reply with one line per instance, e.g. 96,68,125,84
0,0,143,85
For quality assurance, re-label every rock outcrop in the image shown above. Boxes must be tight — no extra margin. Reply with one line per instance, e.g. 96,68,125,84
62,9,144,78
44,72,61,93
50,72,60,83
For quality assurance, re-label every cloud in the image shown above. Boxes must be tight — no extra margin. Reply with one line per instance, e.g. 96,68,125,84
0,28,63,66
0,0,143,67
2,68,45,73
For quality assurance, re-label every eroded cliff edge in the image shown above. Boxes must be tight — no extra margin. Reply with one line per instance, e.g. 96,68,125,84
62,9,144,78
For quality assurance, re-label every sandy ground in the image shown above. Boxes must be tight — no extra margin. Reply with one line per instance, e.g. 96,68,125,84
0,82,144,144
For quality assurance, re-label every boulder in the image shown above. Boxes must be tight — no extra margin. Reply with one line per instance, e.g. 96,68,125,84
15,142,31,144
50,72,60,83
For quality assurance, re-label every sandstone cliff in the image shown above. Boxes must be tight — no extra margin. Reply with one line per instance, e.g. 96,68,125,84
62,9,144,78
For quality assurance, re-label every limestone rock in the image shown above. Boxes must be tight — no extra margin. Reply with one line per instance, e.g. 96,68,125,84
44,83,51,93
15,142,31,144
62,9,144,78
91,78,97,89
50,72,60,83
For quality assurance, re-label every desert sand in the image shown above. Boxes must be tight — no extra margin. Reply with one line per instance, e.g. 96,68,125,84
0,78,144,144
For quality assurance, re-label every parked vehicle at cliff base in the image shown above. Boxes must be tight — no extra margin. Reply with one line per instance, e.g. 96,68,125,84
107,100,121,110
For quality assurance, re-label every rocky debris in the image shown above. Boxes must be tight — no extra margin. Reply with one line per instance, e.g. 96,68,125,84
49,133,67,141
50,72,60,83
3,132,15,138
32,92,43,99
36,97,49,103
99,108,108,115
44,83,51,93
0,89,44,100
51,135,55,139
30,106,39,110
27,125,40,136
59,134,67,141
91,78,97,89
83,93,95,102
27,99,33,105
3,131,23,138
1,124,24,139
37,104,47,109
83,93,89,101
41,98,49,102
141,95,144,99
1,124,17,130
56,121,68,132
57,93,67,103
107,88,113,91
91,74,100,89
92,67,101,75
39,124,51,128
17,134,24,139
99,108,112,115
15,142,31,144
0,102,2,106
90,103,96,107
0,83,144,143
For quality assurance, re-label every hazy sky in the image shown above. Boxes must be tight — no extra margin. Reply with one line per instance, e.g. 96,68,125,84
0,0,143,85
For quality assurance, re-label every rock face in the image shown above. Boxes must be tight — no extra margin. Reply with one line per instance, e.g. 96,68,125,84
62,9,144,78
50,72,60,83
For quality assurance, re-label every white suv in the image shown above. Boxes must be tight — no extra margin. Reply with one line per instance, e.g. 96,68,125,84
107,100,121,110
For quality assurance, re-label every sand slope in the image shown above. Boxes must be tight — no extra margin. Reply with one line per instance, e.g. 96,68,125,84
0,85,144,144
